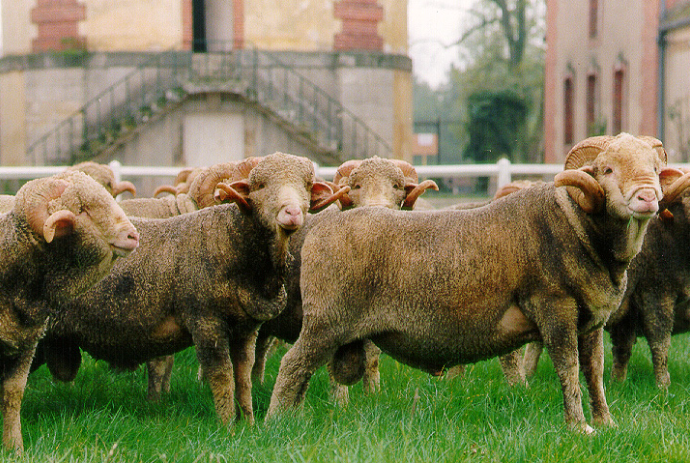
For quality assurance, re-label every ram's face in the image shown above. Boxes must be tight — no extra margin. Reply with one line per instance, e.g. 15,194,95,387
248,153,315,233
592,135,663,221
14,171,139,302
347,160,407,209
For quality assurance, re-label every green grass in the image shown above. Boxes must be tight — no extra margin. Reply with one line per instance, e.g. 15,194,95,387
4,334,690,462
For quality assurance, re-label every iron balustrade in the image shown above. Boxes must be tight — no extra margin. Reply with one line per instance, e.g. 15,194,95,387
24,44,392,167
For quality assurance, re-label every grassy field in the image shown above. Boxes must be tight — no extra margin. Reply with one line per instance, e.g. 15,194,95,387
2,333,690,462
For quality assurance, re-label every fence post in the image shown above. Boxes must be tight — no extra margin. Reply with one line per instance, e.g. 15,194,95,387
497,158,511,189
109,160,122,183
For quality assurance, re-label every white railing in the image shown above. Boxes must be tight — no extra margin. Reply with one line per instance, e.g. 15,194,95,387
2,159,690,191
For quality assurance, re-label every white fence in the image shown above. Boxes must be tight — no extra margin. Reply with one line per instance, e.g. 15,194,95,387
2,159,690,192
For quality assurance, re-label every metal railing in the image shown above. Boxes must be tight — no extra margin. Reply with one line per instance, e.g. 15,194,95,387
25,45,392,166
6,159,690,192
26,52,190,166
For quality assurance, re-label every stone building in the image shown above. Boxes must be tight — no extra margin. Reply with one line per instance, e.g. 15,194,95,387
0,0,412,193
544,0,690,163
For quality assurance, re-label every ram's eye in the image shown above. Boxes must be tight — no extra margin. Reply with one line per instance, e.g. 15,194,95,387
353,184,361,190
603,167,613,175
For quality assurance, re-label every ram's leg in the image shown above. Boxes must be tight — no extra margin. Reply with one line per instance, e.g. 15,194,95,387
499,349,527,387
1,346,36,453
541,315,591,433
641,297,674,389
194,327,235,425
523,342,544,379
608,309,637,383
252,333,276,384
229,331,258,424
146,355,174,402
579,328,614,428
266,315,341,419
362,340,381,394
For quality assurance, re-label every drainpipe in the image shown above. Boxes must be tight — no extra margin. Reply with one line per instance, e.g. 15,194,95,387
657,0,667,141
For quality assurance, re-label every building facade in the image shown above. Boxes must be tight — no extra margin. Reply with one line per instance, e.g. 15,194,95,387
0,0,412,188
544,0,690,163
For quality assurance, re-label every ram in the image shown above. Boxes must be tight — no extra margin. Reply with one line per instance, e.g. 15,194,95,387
0,171,139,452
253,156,438,403
120,160,254,400
266,133,685,433
519,170,690,388
38,153,347,426
117,162,239,219
0,162,136,215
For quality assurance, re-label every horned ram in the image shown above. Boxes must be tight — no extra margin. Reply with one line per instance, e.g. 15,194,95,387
265,133,687,433
0,171,139,452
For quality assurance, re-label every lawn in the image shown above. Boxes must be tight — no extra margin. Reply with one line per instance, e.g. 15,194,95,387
3,334,690,462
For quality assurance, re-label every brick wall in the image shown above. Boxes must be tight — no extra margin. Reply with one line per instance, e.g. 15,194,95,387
334,0,383,51
31,0,86,52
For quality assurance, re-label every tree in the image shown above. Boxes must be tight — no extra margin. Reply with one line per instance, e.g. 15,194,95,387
450,0,545,163
464,89,527,163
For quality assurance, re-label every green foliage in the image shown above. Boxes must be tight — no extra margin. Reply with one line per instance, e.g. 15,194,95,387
3,334,690,462
449,0,545,163
463,89,528,163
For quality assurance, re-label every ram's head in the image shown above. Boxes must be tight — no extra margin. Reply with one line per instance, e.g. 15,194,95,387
554,133,690,221
332,157,438,210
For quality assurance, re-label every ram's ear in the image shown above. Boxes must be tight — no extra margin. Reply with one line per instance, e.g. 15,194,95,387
43,210,77,243
402,179,439,210
214,180,252,214
554,167,605,214
310,182,350,213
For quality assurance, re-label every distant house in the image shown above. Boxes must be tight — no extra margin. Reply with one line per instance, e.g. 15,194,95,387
544,0,690,162
411,132,438,165
0,0,413,193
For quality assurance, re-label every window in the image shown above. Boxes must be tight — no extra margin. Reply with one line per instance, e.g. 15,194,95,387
613,69,624,134
589,0,598,39
564,77,574,145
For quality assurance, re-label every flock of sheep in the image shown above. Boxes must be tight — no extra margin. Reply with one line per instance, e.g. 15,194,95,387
2,132,690,453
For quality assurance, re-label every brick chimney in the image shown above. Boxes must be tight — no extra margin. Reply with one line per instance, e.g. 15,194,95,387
31,0,86,52
334,0,384,51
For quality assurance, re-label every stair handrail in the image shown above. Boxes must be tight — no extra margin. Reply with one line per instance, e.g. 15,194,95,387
25,43,393,166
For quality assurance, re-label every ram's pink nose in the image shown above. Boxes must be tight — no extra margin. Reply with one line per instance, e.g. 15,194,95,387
630,188,659,216
277,205,304,230
112,226,140,257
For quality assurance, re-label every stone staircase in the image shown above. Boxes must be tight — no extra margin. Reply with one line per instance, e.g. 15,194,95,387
26,48,392,167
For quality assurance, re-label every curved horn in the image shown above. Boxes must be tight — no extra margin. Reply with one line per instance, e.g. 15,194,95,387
390,159,419,183
191,162,238,209
174,168,195,186
214,181,252,214
112,180,136,197
555,169,605,214
660,168,690,204
235,157,262,180
22,178,71,240
43,209,77,243
564,135,614,170
493,180,538,200
401,179,439,209
310,184,351,213
333,160,362,186
153,184,179,197
638,135,668,165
